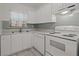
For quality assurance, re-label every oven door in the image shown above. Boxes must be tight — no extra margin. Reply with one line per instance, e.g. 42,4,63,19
46,36,77,56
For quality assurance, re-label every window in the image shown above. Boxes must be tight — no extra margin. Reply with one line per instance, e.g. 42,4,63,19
10,12,28,27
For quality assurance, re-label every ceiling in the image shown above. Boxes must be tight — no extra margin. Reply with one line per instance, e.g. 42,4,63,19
21,3,47,9
1,3,79,11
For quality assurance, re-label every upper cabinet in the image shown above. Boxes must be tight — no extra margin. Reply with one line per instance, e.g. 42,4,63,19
36,4,53,23
27,10,37,24
27,4,56,24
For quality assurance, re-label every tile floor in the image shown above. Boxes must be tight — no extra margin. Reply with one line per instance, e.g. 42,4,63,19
12,48,42,56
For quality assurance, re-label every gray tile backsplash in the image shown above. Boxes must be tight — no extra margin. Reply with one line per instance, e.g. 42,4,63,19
2,21,10,29
33,22,55,32
1,20,55,33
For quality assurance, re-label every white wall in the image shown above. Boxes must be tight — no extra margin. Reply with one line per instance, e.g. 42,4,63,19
56,13,79,26
0,4,10,21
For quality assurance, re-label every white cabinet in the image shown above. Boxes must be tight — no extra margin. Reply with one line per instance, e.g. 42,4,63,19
27,11,37,24
1,32,32,56
11,32,32,54
21,32,32,50
1,35,11,56
27,4,56,24
52,15,56,22
37,4,56,23
33,33,44,55
36,4,53,23
11,34,23,54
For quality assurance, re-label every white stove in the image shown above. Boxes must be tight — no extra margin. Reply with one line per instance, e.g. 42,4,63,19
45,29,79,56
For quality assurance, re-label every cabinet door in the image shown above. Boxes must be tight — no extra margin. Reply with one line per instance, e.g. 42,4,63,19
11,34,23,54
36,4,52,23
33,33,44,55
22,32,32,50
52,15,56,22
11,33,32,54
1,35,11,56
27,11,37,24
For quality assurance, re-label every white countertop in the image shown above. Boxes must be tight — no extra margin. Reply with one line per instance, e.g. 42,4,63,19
32,30,79,41
1,29,79,41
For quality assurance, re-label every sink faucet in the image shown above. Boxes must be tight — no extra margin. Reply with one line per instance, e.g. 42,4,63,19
19,28,22,32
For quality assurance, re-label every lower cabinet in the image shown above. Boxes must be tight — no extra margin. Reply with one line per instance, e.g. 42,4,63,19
33,33,45,55
22,33,32,50
1,32,32,56
11,34,23,54
1,32,45,56
1,35,11,56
